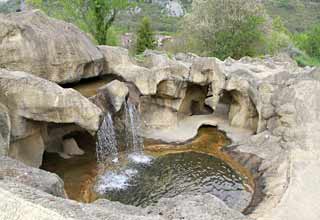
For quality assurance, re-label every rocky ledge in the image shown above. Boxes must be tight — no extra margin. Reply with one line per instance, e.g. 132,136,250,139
0,9,320,220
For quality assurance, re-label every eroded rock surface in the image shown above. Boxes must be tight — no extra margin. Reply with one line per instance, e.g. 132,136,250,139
0,68,102,167
0,179,249,220
0,10,104,84
0,157,65,198
0,15,319,219
0,103,10,156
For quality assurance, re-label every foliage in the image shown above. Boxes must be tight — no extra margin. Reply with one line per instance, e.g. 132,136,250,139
181,0,267,59
293,24,320,66
294,53,320,67
299,25,320,59
265,16,292,55
27,0,132,45
135,17,155,54
114,2,181,34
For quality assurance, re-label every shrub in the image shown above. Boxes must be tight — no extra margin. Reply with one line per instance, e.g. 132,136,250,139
136,17,156,54
181,0,267,60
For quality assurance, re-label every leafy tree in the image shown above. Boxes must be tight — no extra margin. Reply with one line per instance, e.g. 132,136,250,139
136,17,155,54
181,0,267,59
27,0,132,45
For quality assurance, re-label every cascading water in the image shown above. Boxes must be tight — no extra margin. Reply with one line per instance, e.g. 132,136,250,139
96,112,118,164
124,101,152,164
95,102,151,194
124,101,144,153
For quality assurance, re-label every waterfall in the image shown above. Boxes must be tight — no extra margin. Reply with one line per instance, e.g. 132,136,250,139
124,101,152,164
96,113,118,164
124,101,144,153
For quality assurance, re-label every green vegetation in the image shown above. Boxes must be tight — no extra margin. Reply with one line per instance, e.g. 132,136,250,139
295,25,320,59
136,17,155,54
264,0,320,32
177,0,268,59
0,0,319,66
293,24,320,66
114,2,181,34
27,0,132,45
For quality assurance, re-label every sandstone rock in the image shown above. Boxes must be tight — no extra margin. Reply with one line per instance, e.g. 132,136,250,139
0,157,65,198
0,180,160,220
0,179,251,220
98,45,132,73
62,138,84,156
9,130,45,167
0,69,102,134
0,103,10,156
0,10,104,84
147,194,250,220
0,69,102,167
101,80,129,112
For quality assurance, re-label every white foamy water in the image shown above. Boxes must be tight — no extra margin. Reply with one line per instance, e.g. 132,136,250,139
96,113,118,164
96,169,138,193
128,153,153,164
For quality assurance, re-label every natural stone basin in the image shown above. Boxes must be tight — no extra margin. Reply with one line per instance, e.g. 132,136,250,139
41,127,254,212
99,151,252,211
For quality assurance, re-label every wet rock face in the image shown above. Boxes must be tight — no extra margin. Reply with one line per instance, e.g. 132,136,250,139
0,10,104,84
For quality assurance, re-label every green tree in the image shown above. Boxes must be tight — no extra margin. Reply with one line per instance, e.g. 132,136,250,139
136,17,155,54
27,0,132,45
181,0,267,59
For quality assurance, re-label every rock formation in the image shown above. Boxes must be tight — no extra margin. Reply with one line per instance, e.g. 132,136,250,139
0,68,102,167
0,9,319,220
0,10,104,84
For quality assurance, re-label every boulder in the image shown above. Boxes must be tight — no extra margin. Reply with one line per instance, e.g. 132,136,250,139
0,10,104,84
0,103,10,156
101,80,129,112
147,194,250,220
0,156,65,198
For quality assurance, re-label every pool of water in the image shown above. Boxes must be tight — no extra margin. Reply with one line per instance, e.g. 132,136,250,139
98,151,251,210
41,127,253,211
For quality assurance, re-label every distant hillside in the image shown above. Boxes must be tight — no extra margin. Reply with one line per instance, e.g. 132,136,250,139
1,0,319,33
116,0,320,34
264,0,320,32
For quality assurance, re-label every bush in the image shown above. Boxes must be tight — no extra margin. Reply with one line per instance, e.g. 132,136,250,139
136,17,156,54
181,0,268,60
293,24,320,66
265,16,292,55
